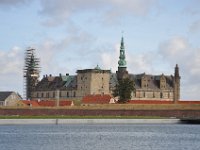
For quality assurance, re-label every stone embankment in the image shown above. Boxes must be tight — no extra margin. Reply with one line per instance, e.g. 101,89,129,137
0,119,180,125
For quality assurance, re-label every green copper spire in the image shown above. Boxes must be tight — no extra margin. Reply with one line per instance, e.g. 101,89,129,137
118,36,127,68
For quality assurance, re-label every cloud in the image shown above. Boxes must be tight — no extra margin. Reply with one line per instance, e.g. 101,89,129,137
0,0,29,7
159,37,189,62
0,46,23,94
102,0,158,24
102,36,200,100
159,37,200,100
189,20,200,33
34,25,97,76
183,0,200,15
101,42,162,74
39,0,158,26
101,45,119,72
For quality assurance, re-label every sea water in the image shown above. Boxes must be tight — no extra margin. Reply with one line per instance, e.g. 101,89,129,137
0,123,199,150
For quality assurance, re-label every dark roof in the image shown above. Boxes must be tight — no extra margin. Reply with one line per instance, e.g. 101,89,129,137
129,73,174,90
107,73,174,90
77,69,110,73
109,73,118,89
0,91,13,101
35,75,77,91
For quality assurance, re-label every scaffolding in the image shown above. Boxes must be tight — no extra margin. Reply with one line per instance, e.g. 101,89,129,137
23,48,40,100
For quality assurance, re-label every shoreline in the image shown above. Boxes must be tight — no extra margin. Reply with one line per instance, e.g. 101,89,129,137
0,119,181,125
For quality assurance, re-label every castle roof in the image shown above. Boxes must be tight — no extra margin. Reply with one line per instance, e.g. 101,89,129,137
129,73,174,90
35,74,77,91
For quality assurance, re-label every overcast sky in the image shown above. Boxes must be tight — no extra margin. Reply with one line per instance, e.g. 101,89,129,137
0,0,200,100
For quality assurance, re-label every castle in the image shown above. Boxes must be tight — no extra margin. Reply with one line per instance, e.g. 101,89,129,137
25,37,180,102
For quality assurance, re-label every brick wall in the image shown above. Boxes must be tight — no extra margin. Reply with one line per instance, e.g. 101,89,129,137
0,109,199,118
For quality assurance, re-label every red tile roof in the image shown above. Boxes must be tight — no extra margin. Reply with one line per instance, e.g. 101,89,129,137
178,101,200,104
82,94,112,104
21,100,40,107
128,100,174,104
22,100,73,107
128,100,200,104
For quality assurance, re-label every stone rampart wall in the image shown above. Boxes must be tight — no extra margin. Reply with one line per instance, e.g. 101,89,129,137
0,109,199,118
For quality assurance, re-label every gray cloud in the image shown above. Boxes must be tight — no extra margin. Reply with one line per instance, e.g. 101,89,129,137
34,24,97,76
0,0,29,7
190,20,200,33
183,0,200,15
39,0,158,26
159,37,200,100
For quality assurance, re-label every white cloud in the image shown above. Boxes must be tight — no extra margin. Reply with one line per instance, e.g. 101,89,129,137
101,45,119,72
101,43,162,74
0,46,23,94
159,37,189,62
102,36,200,100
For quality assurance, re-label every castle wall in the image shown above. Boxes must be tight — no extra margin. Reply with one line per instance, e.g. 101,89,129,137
76,71,92,97
90,72,110,95
133,89,174,100
32,90,77,100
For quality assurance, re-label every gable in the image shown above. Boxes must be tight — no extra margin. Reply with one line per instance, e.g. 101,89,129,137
0,92,14,101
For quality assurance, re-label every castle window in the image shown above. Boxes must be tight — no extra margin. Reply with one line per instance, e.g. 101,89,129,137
46,93,49,98
67,92,69,97
41,93,44,98
160,92,163,98
73,92,76,97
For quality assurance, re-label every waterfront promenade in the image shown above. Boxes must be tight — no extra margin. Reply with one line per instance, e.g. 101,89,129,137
0,119,180,125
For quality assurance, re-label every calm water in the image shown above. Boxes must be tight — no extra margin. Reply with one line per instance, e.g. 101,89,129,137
0,124,199,150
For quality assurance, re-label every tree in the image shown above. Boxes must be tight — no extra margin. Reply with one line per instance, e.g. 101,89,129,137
113,78,135,103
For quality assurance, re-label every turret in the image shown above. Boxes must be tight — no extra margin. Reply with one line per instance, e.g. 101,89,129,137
116,36,128,80
173,64,180,102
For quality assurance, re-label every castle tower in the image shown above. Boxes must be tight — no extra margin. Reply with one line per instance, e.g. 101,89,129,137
23,48,40,100
116,36,128,80
173,64,181,102
76,67,111,97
